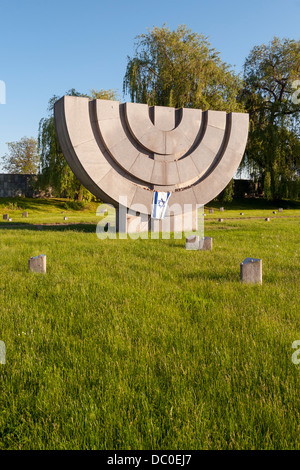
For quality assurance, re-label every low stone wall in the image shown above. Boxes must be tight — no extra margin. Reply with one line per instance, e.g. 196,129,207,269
0,174,36,198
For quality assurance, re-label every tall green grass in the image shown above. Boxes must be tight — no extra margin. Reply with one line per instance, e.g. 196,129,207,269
0,200,299,449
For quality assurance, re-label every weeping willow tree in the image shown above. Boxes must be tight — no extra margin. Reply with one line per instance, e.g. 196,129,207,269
123,24,244,112
242,37,300,200
38,88,119,201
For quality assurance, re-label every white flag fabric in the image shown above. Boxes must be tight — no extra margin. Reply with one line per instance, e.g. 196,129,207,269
151,191,171,219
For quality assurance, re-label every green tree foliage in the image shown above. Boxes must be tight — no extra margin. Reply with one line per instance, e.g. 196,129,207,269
2,136,39,174
123,24,244,112
38,89,88,200
38,88,119,201
219,178,235,203
90,88,120,101
243,37,300,199
263,171,272,200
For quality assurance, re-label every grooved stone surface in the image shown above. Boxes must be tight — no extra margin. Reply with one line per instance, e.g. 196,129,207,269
54,97,249,221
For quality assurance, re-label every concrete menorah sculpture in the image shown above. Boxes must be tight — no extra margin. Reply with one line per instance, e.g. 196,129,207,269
54,97,249,233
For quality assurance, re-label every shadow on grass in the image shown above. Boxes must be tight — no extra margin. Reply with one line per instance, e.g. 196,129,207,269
0,197,68,211
0,197,102,213
0,222,97,233
207,197,300,211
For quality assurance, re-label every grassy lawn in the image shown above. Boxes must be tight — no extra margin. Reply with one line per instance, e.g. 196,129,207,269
0,197,299,449
0,197,103,225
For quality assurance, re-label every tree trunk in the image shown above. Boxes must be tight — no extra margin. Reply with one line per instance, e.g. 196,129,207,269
77,185,83,202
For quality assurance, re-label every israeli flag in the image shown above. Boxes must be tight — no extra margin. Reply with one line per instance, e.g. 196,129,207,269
152,191,171,219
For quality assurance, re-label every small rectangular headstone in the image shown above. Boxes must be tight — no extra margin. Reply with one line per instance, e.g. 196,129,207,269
0,340,5,364
209,209,214,214
29,254,46,274
240,258,262,284
186,235,199,250
64,217,68,221
265,217,270,222
3,214,8,220
219,207,224,212
240,213,244,215
278,208,283,212
22,211,28,218
218,218,223,222
199,237,213,251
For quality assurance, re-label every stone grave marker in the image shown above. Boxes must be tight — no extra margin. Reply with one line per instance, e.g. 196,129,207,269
0,340,5,365
186,235,199,250
240,258,262,284
29,254,46,274
199,237,213,251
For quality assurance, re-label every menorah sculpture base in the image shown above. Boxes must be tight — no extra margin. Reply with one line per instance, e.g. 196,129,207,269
116,205,199,234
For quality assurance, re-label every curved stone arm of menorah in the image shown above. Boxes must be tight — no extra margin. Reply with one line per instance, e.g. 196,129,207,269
54,96,249,216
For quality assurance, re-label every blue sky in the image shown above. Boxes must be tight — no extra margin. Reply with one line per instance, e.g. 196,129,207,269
0,0,299,170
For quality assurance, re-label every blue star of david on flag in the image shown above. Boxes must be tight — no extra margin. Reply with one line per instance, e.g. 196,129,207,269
152,191,171,219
